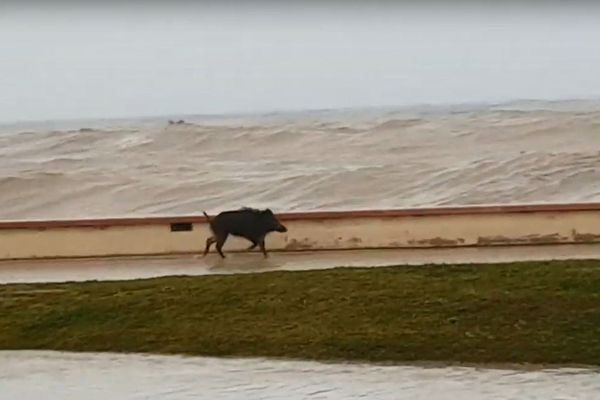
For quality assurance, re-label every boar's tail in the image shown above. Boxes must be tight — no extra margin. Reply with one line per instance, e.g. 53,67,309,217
202,211,211,222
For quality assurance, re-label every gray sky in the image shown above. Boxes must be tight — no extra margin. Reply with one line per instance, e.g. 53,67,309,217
1,2,600,122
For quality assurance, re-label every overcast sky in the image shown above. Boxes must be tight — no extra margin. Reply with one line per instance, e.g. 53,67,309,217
1,2,600,122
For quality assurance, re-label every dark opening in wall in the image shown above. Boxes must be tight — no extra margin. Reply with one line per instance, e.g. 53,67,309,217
170,222,193,232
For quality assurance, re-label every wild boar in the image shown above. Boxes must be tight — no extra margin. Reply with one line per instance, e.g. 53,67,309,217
203,207,288,258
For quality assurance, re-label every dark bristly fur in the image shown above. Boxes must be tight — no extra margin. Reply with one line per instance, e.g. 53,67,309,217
203,208,287,258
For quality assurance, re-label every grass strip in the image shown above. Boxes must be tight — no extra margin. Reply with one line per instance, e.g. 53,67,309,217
2,260,600,365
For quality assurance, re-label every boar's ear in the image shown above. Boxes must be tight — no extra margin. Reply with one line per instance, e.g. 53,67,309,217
262,208,273,215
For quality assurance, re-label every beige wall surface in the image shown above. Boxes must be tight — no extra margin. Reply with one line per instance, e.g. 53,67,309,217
1,206,600,260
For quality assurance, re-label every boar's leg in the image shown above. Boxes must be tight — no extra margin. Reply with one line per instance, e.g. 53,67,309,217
203,237,216,257
258,238,268,258
215,232,229,258
246,240,258,251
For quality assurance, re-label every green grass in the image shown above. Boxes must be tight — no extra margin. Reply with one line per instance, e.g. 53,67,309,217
2,260,600,365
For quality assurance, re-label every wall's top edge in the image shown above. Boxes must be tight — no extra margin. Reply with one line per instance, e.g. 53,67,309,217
1,202,599,230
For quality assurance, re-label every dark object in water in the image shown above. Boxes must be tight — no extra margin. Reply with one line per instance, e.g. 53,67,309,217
203,207,288,258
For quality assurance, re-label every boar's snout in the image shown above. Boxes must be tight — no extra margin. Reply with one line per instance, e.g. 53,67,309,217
276,223,288,233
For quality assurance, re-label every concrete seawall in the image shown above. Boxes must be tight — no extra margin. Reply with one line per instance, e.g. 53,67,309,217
1,203,600,260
